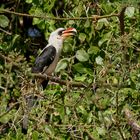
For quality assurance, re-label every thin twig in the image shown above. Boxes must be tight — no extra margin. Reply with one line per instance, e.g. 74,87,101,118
0,27,12,35
0,86,5,90
124,108,140,132
84,130,96,140
100,112,112,140
0,8,119,21
0,102,20,118
0,52,12,62
115,120,126,140
0,52,20,68
115,89,125,140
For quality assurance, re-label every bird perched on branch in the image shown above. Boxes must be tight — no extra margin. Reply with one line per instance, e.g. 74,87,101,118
32,27,77,88
22,28,77,134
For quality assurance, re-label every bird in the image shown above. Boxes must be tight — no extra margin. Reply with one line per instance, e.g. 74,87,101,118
32,27,77,88
22,28,77,134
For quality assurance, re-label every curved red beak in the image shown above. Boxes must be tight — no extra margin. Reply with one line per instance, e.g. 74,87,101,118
61,28,77,38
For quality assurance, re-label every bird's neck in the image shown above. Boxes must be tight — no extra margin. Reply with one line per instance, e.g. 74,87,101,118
49,40,63,53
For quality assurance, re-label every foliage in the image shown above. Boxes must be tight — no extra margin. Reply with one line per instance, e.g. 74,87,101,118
0,0,140,139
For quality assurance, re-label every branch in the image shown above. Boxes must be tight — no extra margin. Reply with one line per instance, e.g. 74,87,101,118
0,102,20,118
124,108,140,132
0,52,19,68
119,6,127,35
0,52,12,62
0,27,12,35
33,73,127,89
33,73,87,88
115,120,125,140
84,130,96,140
0,8,119,21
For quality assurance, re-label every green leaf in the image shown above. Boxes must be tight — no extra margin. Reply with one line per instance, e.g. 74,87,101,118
133,32,140,41
98,32,112,47
0,114,12,123
91,130,100,139
79,33,86,42
96,126,106,135
95,56,103,65
66,107,71,115
63,39,74,53
31,8,44,25
68,20,75,25
55,58,69,73
44,1,56,12
33,18,42,25
101,3,114,14
88,46,100,55
32,131,38,140
125,7,135,17
78,105,87,114
0,15,9,28
73,63,85,73
96,21,103,30
45,125,53,135
96,18,109,30
84,20,90,28
87,112,92,124
10,34,20,48
76,49,89,62
73,63,93,75
74,75,86,82
26,0,32,3
99,18,109,26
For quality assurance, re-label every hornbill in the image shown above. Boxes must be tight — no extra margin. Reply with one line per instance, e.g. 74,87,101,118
22,28,77,134
32,27,77,88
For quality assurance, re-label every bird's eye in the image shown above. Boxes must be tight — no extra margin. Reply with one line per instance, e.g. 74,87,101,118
58,30,65,36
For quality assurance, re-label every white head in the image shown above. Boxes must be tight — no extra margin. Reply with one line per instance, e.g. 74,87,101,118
48,27,77,52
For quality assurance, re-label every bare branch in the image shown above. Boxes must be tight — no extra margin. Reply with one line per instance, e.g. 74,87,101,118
0,27,12,35
33,73,127,89
33,73,87,88
124,108,140,132
0,8,119,21
119,6,127,35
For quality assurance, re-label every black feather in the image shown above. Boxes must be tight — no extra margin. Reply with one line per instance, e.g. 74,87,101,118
32,45,56,73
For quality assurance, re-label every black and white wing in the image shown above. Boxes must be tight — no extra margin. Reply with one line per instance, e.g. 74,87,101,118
32,45,56,73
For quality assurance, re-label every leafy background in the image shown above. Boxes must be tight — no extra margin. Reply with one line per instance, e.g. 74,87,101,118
0,0,140,139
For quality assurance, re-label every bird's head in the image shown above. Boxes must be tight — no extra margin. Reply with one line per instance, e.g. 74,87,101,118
48,28,77,47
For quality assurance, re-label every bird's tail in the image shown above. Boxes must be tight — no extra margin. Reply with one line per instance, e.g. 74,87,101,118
22,78,49,134
41,79,49,89
22,115,28,134
36,77,49,90
22,95,35,134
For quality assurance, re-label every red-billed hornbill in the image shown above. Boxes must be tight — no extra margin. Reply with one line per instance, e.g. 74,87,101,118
22,28,77,134
32,27,77,88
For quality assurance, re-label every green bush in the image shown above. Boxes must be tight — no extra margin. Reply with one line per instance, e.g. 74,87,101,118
0,0,140,139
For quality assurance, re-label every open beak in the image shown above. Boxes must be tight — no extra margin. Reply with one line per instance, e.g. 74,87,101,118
61,28,77,39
